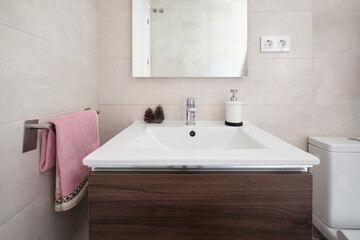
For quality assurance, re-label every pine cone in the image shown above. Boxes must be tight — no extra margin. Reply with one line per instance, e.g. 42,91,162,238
143,107,154,123
153,105,165,123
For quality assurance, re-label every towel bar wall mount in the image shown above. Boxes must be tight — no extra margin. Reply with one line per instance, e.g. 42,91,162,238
22,109,100,153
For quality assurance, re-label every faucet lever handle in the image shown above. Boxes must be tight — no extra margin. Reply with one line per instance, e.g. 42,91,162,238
186,98,196,107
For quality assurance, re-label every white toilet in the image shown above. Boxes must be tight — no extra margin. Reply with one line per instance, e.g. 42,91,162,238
308,137,360,240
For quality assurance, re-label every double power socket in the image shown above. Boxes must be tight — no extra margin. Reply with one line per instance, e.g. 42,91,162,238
261,36,291,52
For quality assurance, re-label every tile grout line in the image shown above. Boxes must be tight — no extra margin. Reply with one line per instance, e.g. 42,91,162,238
0,192,48,229
310,8,315,135
0,22,97,59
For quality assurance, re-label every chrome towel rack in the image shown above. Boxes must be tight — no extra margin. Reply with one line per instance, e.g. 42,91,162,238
22,108,100,153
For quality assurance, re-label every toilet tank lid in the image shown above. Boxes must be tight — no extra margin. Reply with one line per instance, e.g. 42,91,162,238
308,137,360,153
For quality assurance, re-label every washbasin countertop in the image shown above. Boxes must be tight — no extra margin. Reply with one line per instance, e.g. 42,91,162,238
83,121,319,171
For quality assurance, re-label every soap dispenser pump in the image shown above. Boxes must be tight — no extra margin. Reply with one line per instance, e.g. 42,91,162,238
225,89,243,126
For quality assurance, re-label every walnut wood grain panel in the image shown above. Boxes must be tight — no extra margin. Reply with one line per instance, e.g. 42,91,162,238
89,172,312,240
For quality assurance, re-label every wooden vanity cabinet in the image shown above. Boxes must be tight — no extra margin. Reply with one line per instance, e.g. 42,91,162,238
88,172,312,240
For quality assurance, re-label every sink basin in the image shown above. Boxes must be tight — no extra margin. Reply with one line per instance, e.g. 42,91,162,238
132,126,265,150
83,121,319,171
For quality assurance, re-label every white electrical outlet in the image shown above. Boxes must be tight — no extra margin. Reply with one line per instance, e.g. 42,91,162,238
261,36,291,52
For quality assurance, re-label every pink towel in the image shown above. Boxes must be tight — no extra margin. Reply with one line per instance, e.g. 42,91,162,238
40,110,99,211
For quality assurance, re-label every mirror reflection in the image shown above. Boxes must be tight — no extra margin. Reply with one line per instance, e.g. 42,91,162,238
132,0,247,77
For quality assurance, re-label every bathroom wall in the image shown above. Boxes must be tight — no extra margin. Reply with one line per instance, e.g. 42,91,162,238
311,0,360,137
98,0,360,150
150,0,247,77
0,0,98,239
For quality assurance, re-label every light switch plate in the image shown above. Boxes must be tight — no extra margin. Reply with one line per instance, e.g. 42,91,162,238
261,36,291,53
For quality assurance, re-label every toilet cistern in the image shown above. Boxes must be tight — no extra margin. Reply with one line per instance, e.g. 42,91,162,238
186,98,197,125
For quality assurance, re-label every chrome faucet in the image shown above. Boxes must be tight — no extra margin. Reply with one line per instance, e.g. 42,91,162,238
186,98,197,125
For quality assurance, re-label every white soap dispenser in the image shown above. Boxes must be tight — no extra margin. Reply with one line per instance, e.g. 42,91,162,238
225,89,243,126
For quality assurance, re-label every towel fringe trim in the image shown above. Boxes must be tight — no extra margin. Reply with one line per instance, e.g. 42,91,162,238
55,176,88,211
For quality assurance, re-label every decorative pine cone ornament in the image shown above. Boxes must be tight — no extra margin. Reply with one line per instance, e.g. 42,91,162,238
143,107,154,123
153,105,165,123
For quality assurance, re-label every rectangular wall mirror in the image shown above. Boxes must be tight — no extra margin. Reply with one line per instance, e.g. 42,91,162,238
132,0,248,78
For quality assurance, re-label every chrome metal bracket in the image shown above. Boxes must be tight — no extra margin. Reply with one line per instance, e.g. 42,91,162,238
22,119,39,153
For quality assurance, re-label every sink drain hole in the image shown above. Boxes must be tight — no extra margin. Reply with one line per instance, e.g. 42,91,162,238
189,131,196,137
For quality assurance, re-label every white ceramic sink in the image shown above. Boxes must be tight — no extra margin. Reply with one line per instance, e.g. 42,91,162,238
131,125,265,150
83,121,319,171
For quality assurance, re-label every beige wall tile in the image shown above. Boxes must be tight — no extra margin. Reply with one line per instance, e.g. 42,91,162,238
99,105,182,144
313,12,360,58
248,12,312,58
87,0,98,12
99,59,182,104
243,105,313,150
0,0,98,56
99,12,132,59
98,0,132,13
313,58,360,105
0,1,96,238
245,58,313,104
181,58,312,105
0,25,98,124
249,0,312,12
313,0,360,12
0,192,88,240
0,122,51,225
311,105,360,136
196,104,226,121
181,77,245,104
